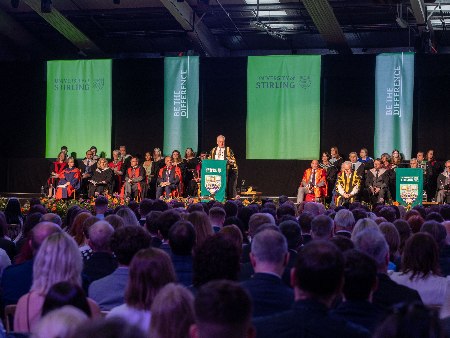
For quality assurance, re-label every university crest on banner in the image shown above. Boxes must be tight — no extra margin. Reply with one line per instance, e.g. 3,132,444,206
205,175,222,195
201,160,227,202
396,168,423,207
399,184,419,205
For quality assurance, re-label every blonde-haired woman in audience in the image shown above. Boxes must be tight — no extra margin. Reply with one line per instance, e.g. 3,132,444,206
14,232,101,332
33,305,88,338
149,283,195,338
107,248,176,334
116,207,140,227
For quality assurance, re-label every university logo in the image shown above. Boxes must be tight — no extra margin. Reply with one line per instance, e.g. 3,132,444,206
400,184,419,205
92,78,105,91
298,76,311,89
205,175,222,195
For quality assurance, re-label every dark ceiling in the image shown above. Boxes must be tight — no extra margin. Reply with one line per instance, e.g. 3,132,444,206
0,0,449,60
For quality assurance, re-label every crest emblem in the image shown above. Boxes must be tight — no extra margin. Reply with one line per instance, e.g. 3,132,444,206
298,76,311,89
400,184,419,205
92,78,105,91
205,175,222,195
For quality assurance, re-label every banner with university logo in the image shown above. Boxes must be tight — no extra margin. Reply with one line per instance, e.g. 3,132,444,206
246,55,321,159
396,168,423,207
374,53,414,159
46,59,112,158
201,159,227,202
164,56,199,155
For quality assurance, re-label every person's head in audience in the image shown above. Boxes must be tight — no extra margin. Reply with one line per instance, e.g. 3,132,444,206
373,302,442,338
302,202,322,217
342,250,378,302
156,210,182,241
65,205,81,229
393,219,412,254
293,241,344,307
420,220,447,249
379,207,397,223
311,215,333,240
330,236,354,253
145,210,162,236
71,318,147,338
401,233,440,278
125,248,176,311
4,197,23,224
94,196,109,216
31,221,62,255
169,220,196,256
88,221,114,253
250,229,288,277
34,306,88,338
379,222,400,263
407,214,425,234
29,204,47,215
42,282,91,317
224,201,238,218
21,211,43,239
190,280,255,338
441,204,450,221
150,283,195,338
426,212,445,223
104,214,125,230
151,199,169,212
248,213,275,238
116,207,140,227
354,229,390,273
351,218,379,241
193,234,241,288
351,208,368,223
277,203,296,220
279,220,301,251
110,225,151,266
298,211,314,235
138,199,153,219
219,225,243,255
209,207,226,229
40,213,62,226
32,232,82,295
334,209,356,235
69,212,91,246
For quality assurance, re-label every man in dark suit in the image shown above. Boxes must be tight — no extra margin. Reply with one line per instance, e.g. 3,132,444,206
254,241,370,338
156,156,181,199
123,157,146,200
331,250,385,333
364,159,390,204
353,228,423,311
241,229,294,317
210,135,238,199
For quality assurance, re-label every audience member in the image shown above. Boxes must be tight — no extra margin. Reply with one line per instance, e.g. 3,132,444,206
71,317,146,338
209,207,226,233
187,211,213,249
116,207,140,227
254,240,369,337
89,226,151,310
353,229,423,311
311,215,333,240
39,212,62,226
190,280,255,338
169,220,196,286
149,283,195,338
334,209,356,238
33,306,88,338
42,282,92,317
107,248,176,334
14,232,100,332
241,229,293,317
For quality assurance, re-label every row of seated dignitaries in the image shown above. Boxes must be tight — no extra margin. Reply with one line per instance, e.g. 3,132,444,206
297,149,450,205
47,136,238,201
1,197,450,336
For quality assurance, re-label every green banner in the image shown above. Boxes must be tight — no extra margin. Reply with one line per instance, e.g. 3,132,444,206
247,55,321,159
201,159,227,202
46,60,112,158
164,56,199,155
396,168,423,207
374,53,414,159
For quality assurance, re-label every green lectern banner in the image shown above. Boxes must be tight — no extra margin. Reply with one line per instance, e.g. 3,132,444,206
396,168,423,207
247,55,321,159
46,59,112,158
164,56,199,154
374,53,414,159
201,160,227,202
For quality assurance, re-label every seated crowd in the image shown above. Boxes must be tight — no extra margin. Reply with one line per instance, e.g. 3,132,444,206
0,195,449,337
297,147,450,205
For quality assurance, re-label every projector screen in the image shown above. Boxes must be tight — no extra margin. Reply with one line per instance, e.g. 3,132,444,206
246,55,321,160
46,59,112,159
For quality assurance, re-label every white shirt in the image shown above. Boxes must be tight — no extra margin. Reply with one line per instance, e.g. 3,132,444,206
215,147,225,160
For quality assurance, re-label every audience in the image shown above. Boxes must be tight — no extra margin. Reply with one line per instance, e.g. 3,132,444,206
168,220,196,286
33,306,88,338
